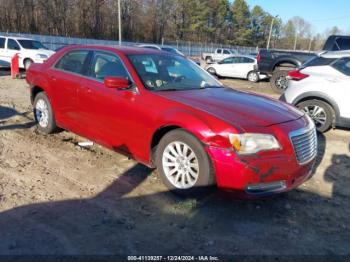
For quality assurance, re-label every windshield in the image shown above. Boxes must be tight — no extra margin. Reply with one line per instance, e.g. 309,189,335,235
128,54,222,91
17,40,48,50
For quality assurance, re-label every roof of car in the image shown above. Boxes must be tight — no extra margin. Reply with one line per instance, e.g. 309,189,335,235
0,36,34,41
320,50,350,58
60,44,172,55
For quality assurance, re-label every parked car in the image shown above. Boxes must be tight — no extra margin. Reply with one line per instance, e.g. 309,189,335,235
202,48,238,64
26,45,317,196
138,44,200,65
206,55,264,82
258,35,350,93
0,36,55,70
138,44,185,56
280,51,350,133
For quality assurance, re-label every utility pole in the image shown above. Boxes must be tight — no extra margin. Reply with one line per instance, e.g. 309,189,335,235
267,15,278,50
118,0,122,46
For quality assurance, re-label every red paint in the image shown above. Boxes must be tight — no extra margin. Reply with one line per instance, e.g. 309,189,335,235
26,45,316,194
11,53,20,79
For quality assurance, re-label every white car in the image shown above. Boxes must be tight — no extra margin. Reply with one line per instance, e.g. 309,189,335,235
206,55,262,82
280,50,350,132
0,36,55,70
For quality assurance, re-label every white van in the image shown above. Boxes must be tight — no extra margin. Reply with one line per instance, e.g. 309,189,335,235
0,36,55,70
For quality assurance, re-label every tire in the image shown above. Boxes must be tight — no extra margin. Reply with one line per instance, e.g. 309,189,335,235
296,100,334,133
155,129,215,195
207,67,217,75
33,92,58,134
247,71,259,82
24,59,33,71
205,57,213,64
270,70,290,94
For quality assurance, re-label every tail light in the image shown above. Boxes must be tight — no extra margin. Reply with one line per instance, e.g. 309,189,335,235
256,52,261,64
287,70,309,81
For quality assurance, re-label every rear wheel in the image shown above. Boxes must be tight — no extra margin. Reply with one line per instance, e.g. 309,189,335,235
156,129,215,195
33,92,58,134
296,100,334,133
270,70,290,93
247,71,259,82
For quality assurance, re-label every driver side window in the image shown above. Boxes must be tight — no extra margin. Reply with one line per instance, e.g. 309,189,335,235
88,51,129,81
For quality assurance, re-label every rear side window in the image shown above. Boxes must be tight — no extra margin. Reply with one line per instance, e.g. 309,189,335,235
240,57,255,63
88,51,129,81
301,57,336,68
217,49,222,54
7,39,20,50
332,58,350,76
335,38,350,50
55,50,89,74
0,38,5,48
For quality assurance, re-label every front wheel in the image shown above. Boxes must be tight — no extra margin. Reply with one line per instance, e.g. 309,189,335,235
296,100,334,133
247,71,259,82
156,129,215,195
33,92,59,134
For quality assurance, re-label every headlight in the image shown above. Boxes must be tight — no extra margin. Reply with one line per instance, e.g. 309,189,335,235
36,54,48,59
229,133,281,155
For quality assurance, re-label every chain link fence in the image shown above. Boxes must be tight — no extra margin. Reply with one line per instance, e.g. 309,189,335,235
1,32,258,57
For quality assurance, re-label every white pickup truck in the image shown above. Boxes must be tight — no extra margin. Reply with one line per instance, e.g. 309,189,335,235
0,36,55,70
202,48,238,64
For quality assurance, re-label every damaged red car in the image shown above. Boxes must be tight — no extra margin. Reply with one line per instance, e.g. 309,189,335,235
26,45,317,196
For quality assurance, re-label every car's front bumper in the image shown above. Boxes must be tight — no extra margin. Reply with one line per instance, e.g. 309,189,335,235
206,118,316,196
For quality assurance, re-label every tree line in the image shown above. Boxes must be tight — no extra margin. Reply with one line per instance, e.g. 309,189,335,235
0,0,344,50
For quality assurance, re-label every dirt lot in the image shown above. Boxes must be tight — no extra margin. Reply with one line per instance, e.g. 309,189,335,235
0,69,349,256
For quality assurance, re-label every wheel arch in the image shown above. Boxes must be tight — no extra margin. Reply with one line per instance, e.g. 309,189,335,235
292,92,340,121
272,58,300,71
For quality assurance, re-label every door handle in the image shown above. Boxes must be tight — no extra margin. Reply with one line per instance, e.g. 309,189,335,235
50,76,57,82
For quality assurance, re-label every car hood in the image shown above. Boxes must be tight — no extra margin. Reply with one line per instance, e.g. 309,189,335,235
156,87,304,128
23,49,55,57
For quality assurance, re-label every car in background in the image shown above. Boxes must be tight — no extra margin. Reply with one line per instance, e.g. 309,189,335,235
202,48,238,64
280,51,350,132
138,44,185,56
26,45,317,196
206,55,264,82
137,44,200,65
0,36,55,70
258,35,350,93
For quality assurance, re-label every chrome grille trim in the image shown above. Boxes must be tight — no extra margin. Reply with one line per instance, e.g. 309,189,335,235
289,123,318,165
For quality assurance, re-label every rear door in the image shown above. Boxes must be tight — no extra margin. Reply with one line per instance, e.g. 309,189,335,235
48,49,91,130
235,57,256,78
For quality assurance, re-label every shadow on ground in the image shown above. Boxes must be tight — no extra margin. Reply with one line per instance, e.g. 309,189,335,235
0,143,349,255
0,105,35,131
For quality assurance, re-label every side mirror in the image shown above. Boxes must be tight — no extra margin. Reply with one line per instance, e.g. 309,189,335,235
104,76,131,89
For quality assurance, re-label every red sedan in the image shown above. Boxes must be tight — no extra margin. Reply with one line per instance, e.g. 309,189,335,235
26,45,317,196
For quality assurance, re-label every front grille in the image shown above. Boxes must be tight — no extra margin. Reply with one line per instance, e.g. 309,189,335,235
289,124,318,165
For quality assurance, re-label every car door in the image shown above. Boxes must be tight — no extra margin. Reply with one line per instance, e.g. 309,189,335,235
47,49,91,131
78,50,143,153
0,37,7,64
217,57,241,77
235,57,256,79
330,58,350,118
3,38,21,63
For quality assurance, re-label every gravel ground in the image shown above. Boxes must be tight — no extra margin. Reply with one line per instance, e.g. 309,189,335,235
0,68,349,256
